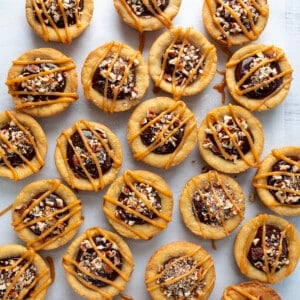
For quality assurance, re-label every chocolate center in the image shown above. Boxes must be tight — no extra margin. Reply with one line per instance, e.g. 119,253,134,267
235,54,282,99
76,235,123,288
67,129,113,179
0,122,35,167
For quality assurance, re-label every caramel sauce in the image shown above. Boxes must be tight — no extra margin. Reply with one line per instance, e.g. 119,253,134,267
187,170,243,236
0,110,45,180
62,227,134,297
226,45,293,111
154,27,215,100
128,100,196,169
0,204,12,217
146,245,214,294
0,249,52,299
119,0,173,52
12,179,83,251
57,120,122,191
32,0,81,43
253,150,300,205
205,104,260,167
213,70,226,104
6,58,77,110
240,214,295,283
85,42,140,113
223,285,259,300
104,170,172,239
206,0,268,47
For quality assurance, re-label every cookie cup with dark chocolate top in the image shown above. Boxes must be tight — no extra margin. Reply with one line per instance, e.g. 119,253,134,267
103,169,173,240
253,146,300,216
226,44,293,111
234,214,299,284
81,41,149,113
145,241,215,300
127,97,197,169
62,227,134,300
11,178,83,251
6,48,78,118
148,27,217,99
180,170,245,239
26,0,94,44
55,120,123,191
113,0,182,32
222,281,281,300
197,104,264,174
0,110,47,181
0,244,52,300
202,0,269,47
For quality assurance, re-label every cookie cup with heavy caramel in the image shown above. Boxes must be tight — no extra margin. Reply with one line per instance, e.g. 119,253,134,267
103,169,173,240
81,41,149,113
127,97,197,169
113,0,182,31
226,44,293,111
62,227,134,300
148,27,217,99
222,281,281,300
0,110,47,180
253,146,300,216
26,0,94,43
0,244,52,300
234,214,299,284
55,120,122,191
11,178,83,251
202,0,269,47
180,170,245,239
197,104,264,174
145,241,215,300
6,48,78,117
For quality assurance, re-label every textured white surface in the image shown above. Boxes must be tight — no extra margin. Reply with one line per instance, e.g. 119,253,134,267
0,1,299,299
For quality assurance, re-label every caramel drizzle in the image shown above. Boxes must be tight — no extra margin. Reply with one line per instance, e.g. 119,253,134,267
57,120,122,191
103,170,172,239
0,249,52,299
84,41,139,114
240,214,295,283
0,110,45,180
187,170,243,236
32,0,82,43
62,227,134,297
205,104,260,167
0,204,12,217
6,58,77,109
155,27,215,100
128,100,196,169
119,0,173,52
213,69,226,104
227,45,293,111
206,0,268,47
253,150,300,205
12,179,83,251
146,245,215,294
223,285,259,300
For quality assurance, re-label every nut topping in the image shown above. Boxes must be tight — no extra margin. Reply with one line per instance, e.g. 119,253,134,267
126,0,169,18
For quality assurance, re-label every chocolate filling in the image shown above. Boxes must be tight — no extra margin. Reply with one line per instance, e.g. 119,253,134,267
115,182,162,225
267,156,300,205
14,193,69,238
235,54,283,99
247,224,289,272
140,110,185,154
76,235,123,288
34,0,84,28
67,129,113,179
18,62,66,102
0,122,35,167
92,55,138,100
0,256,36,299
126,0,169,18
